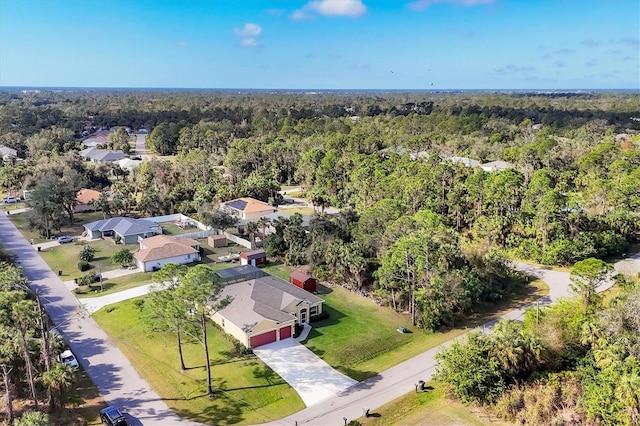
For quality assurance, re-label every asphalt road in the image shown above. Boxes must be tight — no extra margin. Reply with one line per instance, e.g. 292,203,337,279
0,211,202,426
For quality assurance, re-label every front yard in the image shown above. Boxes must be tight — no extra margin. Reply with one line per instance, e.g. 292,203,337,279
93,298,304,425
39,239,127,280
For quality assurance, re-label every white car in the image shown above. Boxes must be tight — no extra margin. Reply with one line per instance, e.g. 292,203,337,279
59,349,79,368
1,196,19,204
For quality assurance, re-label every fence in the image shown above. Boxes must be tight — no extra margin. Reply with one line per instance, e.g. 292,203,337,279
224,231,253,249
145,213,209,231
174,230,215,240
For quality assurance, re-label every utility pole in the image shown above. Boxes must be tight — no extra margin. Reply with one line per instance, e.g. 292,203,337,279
99,262,103,292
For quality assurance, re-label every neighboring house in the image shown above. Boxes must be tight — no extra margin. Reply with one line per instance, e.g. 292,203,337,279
84,217,162,244
82,130,111,148
240,249,267,267
79,148,128,164
133,234,201,272
289,270,318,293
221,197,277,221
74,188,103,213
117,158,143,171
480,160,514,173
445,156,481,168
0,145,17,162
212,265,324,348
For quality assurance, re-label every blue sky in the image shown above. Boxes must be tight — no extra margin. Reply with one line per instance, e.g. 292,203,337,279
1,0,638,89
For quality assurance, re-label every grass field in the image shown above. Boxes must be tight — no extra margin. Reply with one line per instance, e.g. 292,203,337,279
304,279,548,381
74,272,155,298
159,222,198,236
356,383,507,426
279,206,315,216
39,239,125,280
93,298,304,425
262,262,293,281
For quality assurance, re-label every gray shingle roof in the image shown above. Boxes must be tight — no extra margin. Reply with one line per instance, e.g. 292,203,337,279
79,148,127,162
84,217,160,237
216,273,323,332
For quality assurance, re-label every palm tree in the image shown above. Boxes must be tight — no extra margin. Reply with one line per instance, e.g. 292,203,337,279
245,221,259,249
41,363,76,411
257,217,271,239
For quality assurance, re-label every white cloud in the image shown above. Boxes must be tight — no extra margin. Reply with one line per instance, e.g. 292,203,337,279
291,9,313,21
234,23,262,37
239,38,261,48
408,0,495,12
292,0,367,19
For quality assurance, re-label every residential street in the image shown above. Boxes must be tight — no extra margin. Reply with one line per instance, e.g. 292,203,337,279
1,206,630,426
0,211,203,426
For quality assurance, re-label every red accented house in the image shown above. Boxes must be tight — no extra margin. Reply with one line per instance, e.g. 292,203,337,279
289,270,317,293
240,249,267,267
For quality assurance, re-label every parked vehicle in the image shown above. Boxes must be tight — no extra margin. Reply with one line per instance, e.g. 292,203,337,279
100,406,129,426
57,235,74,244
59,349,79,368
1,196,19,204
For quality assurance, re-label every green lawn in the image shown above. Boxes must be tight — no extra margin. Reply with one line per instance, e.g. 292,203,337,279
279,206,315,216
262,262,293,281
198,242,242,265
159,222,199,236
39,239,127,280
304,279,549,382
93,298,304,425
356,382,507,426
74,272,155,298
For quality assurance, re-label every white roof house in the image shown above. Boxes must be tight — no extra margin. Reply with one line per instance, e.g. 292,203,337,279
0,145,18,161
445,156,481,168
480,160,514,172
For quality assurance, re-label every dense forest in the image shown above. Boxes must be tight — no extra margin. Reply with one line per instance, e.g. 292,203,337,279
1,89,639,333
1,89,639,425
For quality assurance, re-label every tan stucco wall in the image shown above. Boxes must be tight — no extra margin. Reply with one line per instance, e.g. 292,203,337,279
210,312,249,347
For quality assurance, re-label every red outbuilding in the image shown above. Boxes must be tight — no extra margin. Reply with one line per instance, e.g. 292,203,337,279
240,249,267,267
289,270,317,293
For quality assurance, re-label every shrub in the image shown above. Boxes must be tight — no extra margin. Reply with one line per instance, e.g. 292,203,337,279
78,272,97,286
78,245,96,262
77,260,90,271
310,312,329,322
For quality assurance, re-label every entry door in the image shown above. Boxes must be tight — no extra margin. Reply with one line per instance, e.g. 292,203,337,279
300,308,307,324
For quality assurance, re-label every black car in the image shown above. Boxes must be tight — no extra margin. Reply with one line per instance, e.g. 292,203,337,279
100,406,129,426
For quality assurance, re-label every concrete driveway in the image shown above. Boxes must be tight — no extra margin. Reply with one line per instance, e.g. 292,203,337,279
254,328,357,407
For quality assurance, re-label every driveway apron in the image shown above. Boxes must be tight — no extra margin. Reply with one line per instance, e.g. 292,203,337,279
254,337,357,407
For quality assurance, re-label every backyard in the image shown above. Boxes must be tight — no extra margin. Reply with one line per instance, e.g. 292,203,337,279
93,298,304,425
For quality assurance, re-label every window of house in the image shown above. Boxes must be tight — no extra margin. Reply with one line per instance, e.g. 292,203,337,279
310,306,318,316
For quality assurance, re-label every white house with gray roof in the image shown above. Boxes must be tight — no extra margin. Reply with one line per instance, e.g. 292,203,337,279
79,147,128,164
211,266,324,348
84,217,162,244
0,145,17,162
